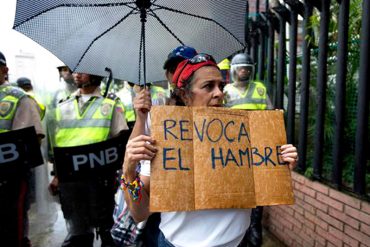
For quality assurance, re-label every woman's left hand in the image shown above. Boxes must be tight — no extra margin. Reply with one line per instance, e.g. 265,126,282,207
280,144,298,170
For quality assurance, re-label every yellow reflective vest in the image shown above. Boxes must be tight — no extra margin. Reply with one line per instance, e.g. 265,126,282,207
54,96,117,147
150,85,167,106
223,81,268,110
117,85,135,123
27,92,46,120
0,85,27,133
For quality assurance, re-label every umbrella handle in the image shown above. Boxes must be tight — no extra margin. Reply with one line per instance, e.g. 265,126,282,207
104,67,113,97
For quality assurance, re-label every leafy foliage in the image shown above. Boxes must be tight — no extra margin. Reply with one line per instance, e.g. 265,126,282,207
299,0,367,194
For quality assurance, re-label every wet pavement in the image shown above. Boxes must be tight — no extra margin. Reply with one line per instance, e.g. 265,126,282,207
30,205,102,247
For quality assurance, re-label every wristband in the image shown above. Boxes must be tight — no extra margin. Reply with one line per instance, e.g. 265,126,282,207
120,174,144,202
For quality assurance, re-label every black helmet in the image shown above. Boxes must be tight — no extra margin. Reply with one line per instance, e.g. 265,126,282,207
0,51,7,66
230,53,254,83
16,77,32,87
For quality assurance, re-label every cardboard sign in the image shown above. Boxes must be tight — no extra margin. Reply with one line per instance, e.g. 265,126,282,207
0,127,43,182
150,106,294,212
54,131,129,182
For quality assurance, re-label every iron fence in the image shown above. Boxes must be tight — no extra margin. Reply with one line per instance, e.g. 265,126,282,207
246,0,369,199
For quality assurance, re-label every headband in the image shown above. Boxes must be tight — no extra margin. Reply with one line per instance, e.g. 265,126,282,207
172,59,218,89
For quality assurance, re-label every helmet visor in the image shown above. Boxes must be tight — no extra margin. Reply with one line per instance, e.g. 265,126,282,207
234,64,254,81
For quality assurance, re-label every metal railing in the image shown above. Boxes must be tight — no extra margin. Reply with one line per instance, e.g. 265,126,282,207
246,0,369,198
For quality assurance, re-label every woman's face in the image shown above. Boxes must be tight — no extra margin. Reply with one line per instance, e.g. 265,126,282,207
183,66,224,107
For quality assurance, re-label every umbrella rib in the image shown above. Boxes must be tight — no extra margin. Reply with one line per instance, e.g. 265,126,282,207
148,10,184,45
13,2,136,28
151,3,245,47
74,9,136,71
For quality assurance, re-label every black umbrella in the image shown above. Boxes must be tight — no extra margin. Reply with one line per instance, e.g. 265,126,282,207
13,0,247,84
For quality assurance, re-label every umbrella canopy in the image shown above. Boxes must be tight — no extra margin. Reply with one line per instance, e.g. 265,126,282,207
13,0,247,84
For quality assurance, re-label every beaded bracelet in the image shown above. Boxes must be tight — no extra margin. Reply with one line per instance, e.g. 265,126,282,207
120,174,144,202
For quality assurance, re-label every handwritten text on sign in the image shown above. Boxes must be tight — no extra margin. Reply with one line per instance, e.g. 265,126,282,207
150,106,294,212
161,118,285,170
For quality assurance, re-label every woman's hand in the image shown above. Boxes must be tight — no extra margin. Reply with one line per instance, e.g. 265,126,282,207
133,87,152,119
280,144,298,170
123,134,157,180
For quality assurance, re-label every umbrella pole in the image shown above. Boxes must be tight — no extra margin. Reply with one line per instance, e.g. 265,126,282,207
103,67,113,97
137,0,151,87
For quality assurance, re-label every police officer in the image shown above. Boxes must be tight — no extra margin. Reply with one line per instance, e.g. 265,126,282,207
224,53,273,110
0,51,45,247
49,72,128,247
224,53,272,247
16,77,46,120
217,58,231,84
52,65,77,108
116,80,136,129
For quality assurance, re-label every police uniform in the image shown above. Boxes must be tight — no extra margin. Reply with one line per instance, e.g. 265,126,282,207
223,81,273,110
150,85,167,106
52,87,128,247
116,82,136,128
0,83,44,246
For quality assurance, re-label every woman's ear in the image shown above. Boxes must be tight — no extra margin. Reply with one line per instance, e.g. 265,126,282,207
178,89,190,106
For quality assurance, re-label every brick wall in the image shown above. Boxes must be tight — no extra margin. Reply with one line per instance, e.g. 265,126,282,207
263,172,370,247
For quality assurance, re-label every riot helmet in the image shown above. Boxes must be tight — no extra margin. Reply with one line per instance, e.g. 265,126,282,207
230,53,254,83
57,64,74,84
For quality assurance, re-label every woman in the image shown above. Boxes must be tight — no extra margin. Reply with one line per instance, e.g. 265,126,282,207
122,54,298,247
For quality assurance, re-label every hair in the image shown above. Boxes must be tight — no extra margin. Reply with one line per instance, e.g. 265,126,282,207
171,74,194,106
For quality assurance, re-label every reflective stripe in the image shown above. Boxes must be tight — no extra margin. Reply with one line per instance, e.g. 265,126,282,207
84,97,104,119
224,97,268,107
0,86,26,131
54,96,115,147
58,118,111,128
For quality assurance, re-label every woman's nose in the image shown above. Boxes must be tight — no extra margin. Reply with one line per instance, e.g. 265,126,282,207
214,86,224,98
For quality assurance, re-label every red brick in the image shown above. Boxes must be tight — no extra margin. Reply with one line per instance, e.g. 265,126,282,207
345,205,370,224
285,213,303,230
305,194,329,213
317,209,344,231
297,228,315,246
328,207,360,230
300,184,317,198
292,172,306,184
315,241,327,247
305,211,329,230
279,215,294,230
317,192,344,211
268,205,280,215
326,242,339,247
294,189,304,200
344,225,370,245
307,180,330,195
265,215,284,231
281,205,295,216
292,203,304,215
299,197,316,214
329,225,360,247
362,201,370,215
316,225,343,246
305,226,326,246
360,222,370,237
329,189,361,209
272,228,292,246
268,220,283,231
284,228,303,245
